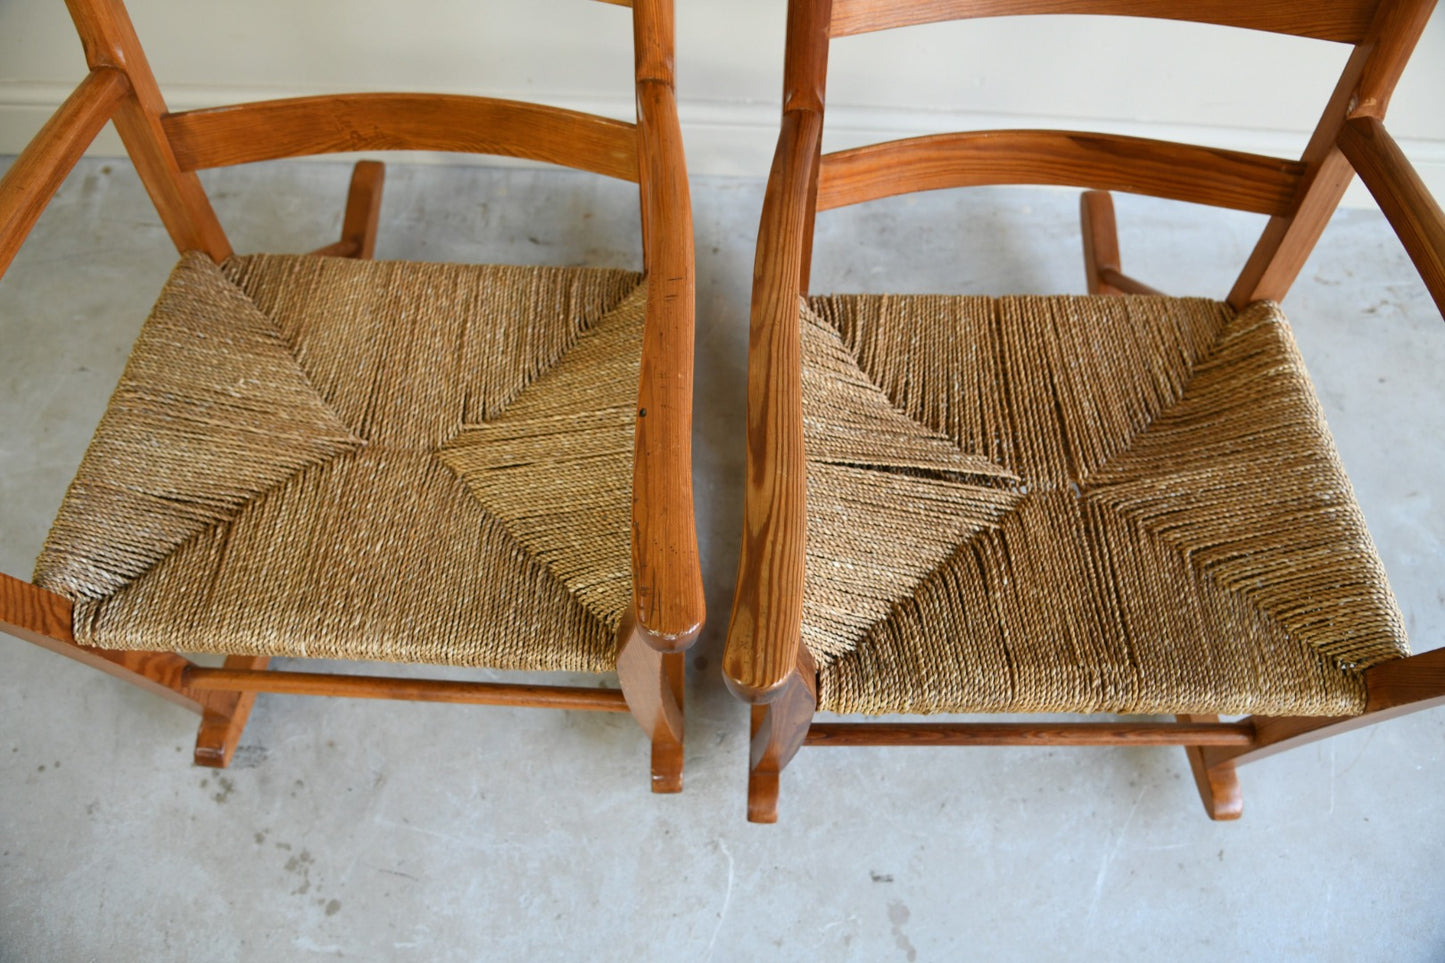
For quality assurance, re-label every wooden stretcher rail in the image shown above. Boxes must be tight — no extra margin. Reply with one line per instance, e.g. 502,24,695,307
183,668,632,712
162,93,640,182
817,130,1305,214
826,0,1376,43
0,67,130,280
1338,116,1445,316
804,721,1258,746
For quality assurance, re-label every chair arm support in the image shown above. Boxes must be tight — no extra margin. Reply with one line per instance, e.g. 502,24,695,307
1337,117,1445,318
723,109,823,703
630,78,704,652
0,67,130,281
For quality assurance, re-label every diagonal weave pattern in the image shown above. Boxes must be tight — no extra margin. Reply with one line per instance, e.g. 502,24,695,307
35,252,646,672
803,294,1409,717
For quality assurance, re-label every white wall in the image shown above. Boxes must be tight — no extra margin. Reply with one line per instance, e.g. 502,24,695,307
1,0,1441,207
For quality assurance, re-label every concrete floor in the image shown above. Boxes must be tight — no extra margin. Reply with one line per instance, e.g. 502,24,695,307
1,157,1442,962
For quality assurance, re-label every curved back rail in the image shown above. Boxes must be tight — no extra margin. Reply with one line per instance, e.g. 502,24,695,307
827,0,1381,41
162,95,640,182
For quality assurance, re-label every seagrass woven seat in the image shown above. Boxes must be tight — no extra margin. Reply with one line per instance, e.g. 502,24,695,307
724,0,1445,823
35,253,646,672
800,294,1406,718
1,0,702,790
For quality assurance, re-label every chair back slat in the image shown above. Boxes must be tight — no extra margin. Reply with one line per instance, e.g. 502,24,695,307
163,95,641,183
828,0,1380,42
817,131,1306,215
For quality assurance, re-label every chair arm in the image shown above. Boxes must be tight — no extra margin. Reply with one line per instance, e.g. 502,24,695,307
723,109,824,703
0,67,130,281
1337,117,1445,318
630,78,704,652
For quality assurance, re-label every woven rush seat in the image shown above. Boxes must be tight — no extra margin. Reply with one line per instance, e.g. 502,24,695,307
34,251,648,673
799,292,1410,718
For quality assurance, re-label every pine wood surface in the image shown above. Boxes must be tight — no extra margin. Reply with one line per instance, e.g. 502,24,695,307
162,95,640,182
827,0,1378,41
722,109,823,702
0,68,129,279
65,0,232,260
182,667,632,711
631,76,705,648
817,131,1304,215
1338,117,1445,315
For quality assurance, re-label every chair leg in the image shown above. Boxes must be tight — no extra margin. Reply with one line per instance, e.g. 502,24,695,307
616,617,685,793
650,651,685,792
339,160,385,259
747,654,817,824
193,655,270,768
309,160,385,258
1179,714,1244,820
1081,190,1123,295
1079,190,1164,296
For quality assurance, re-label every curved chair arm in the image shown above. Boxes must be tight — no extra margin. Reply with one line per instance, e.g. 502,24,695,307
629,67,704,653
1337,117,1445,318
723,109,824,702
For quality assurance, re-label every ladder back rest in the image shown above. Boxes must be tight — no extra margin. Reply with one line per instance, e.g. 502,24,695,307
780,0,1437,303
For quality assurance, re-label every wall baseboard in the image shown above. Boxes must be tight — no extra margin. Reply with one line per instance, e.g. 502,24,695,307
3,82,1443,210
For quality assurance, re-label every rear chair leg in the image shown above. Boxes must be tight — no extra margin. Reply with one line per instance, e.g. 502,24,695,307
616,618,686,793
1081,189,1123,295
748,652,817,823
310,159,385,258
1080,190,1164,296
1179,714,1244,820
193,655,270,768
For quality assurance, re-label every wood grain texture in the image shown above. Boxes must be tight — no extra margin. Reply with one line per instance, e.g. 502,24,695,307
338,160,385,260
615,616,686,791
827,0,1378,41
747,649,817,822
65,0,231,260
193,655,269,768
1338,117,1445,316
817,130,1304,215
632,0,675,86
0,573,204,713
181,667,631,711
723,109,824,702
803,721,1257,746
1179,714,1244,820
630,78,705,649
1080,190,1122,295
1230,0,1436,306
0,68,129,280
1198,648,1445,770
162,94,640,182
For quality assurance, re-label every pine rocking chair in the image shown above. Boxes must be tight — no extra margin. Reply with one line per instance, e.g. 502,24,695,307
0,0,703,791
725,0,1445,821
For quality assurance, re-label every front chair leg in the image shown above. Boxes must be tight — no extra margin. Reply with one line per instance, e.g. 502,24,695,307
1179,714,1244,820
615,617,686,793
748,649,817,824
193,655,271,768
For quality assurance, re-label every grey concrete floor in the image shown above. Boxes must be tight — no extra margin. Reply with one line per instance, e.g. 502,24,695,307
1,157,1442,962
